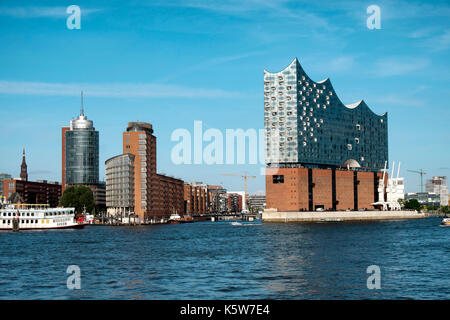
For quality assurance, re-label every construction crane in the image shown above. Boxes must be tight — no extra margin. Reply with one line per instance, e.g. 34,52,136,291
221,172,256,212
407,169,427,192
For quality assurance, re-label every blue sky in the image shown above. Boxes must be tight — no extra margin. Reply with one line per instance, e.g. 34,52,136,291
0,0,449,194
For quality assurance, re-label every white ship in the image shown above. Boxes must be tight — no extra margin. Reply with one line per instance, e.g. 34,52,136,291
0,203,84,231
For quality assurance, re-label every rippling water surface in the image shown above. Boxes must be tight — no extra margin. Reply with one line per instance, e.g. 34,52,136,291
0,217,448,299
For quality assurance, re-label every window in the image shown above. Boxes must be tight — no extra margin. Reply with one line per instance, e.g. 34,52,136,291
273,175,284,184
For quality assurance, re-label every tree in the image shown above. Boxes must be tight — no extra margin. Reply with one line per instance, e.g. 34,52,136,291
60,185,95,213
404,199,422,211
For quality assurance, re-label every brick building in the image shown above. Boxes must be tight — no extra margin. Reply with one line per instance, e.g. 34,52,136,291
207,185,228,213
264,58,388,212
3,179,62,208
106,122,184,222
184,182,207,216
266,167,386,211
227,193,243,213
3,149,61,207
0,173,12,197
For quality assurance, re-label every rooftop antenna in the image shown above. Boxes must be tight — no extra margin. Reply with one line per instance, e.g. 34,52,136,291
80,91,84,116
397,161,401,180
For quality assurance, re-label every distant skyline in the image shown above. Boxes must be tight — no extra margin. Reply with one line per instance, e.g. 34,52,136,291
0,0,449,194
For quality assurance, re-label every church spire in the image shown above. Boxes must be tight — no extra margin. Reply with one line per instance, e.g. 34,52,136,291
20,147,28,181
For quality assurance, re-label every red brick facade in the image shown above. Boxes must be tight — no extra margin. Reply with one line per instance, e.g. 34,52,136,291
3,179,62,208
123,123,184,222
266,167,386,212
184,184,208,216
61,127,70,192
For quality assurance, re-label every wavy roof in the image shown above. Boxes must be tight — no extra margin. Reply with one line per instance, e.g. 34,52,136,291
264,57,386,117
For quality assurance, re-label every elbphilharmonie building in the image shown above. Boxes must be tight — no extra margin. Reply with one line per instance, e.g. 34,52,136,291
264,58,389,212
264,58,388,171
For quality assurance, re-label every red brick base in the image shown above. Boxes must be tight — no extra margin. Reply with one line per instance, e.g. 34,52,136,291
266,167,386,211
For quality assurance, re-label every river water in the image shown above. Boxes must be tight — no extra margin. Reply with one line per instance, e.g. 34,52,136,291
0,217,448,299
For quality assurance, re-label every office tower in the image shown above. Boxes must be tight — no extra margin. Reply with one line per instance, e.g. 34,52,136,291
106,122,184,223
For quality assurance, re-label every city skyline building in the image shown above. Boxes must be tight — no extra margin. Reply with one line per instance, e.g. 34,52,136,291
247,195,266,214
20,148,28,181
105,121,184,222
425,176,448,206
207,185,228,213
0,173,12,197
264,57,388,170
405,192,441,208
105,153,135,219
3,150,61,207
61,93,104,207
264,58,389,212
184,182,208,216
62,97,99,188
226,193,243,213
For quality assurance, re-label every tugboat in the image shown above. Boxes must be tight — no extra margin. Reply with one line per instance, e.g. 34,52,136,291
167,210,194,224
168,213,182,224
440,218,450,227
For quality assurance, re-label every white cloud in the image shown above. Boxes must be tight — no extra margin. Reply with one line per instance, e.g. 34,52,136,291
371,94,426,108
158,50,266,82
373,58,430,77
0,81,244,98
151,0,332,30
328,56,356,72
0,6,101,18
426,29,450,52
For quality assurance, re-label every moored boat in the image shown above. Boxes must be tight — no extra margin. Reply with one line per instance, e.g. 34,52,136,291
440,218,450,227
0,204,84,231
167,213,194,224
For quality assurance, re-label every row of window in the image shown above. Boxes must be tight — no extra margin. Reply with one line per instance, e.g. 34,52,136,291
2,219,41,224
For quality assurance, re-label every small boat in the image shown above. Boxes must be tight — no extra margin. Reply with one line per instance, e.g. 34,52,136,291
168,213,182,224
167,213,194,224
439,218,450,227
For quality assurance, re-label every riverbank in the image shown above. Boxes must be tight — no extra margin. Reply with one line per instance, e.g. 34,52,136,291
263,209,428,223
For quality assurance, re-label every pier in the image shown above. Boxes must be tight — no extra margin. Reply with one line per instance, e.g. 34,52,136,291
193,213,260,222
262,209,428,223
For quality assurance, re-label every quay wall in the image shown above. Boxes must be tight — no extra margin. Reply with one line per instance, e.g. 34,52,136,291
263,209,428,223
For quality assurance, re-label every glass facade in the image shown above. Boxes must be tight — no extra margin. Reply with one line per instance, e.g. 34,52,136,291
264,58,388,171
65,113,99,185
105,153,135,209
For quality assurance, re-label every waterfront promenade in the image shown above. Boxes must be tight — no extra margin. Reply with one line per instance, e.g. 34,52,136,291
263,209,427,223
